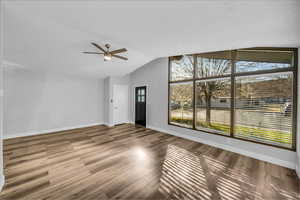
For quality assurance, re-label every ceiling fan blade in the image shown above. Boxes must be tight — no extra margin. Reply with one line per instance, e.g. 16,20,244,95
110,48,127,55
91,43,106,53
83,52,103,54
112,54,128,60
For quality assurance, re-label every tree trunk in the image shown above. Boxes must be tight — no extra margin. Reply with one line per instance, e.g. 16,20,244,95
206,95,211,126
181,102,184,121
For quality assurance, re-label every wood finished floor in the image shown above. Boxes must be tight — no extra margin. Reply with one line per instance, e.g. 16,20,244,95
0,124,299,200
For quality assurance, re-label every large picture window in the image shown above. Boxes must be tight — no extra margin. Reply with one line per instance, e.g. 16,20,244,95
168,48,297,150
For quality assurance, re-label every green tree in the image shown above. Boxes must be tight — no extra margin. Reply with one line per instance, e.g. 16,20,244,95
170,83,193,121
171,54,231,126
196,57,231,125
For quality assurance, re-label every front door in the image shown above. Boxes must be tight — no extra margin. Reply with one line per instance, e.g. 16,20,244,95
135,86,146,126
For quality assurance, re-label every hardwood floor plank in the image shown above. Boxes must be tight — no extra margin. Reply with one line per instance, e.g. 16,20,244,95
0,124,299,200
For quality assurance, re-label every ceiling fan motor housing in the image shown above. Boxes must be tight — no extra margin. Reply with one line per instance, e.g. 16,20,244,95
105,44,110,50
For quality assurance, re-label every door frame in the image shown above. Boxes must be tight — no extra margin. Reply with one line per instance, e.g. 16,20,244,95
132,85,148,126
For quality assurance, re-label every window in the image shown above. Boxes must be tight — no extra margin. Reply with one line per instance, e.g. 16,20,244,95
170,55,194,81
236,50,293,72
234,72,293,148
169,82,193,128
195,78,231,135
196,51,232,78
168,48,297,150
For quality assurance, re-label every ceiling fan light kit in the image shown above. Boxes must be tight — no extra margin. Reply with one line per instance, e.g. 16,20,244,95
83,43,128,61
103,54,112,61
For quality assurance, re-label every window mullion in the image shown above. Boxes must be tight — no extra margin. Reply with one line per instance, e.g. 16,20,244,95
193,55,197,129
292,49,298,150
230,50,237,137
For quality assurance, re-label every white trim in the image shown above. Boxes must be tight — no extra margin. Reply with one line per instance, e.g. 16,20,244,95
3,122,104,139
147,125,296,170
0,174,4,192
103,122,115,127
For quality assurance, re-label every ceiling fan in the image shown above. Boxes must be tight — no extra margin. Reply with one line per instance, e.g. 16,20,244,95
83,43,128,61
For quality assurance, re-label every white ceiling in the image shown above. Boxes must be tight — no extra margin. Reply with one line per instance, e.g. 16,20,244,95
2,0,300,78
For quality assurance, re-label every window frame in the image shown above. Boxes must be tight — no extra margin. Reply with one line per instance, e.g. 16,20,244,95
168,47,298,151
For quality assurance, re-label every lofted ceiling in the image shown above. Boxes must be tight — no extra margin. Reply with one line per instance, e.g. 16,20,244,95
2,0,300,78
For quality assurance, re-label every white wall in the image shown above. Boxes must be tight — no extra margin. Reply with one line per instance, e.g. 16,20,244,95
129,57,297,170
0,64,3,190
103,77,110,125
0,0,4,191
3,68,104,138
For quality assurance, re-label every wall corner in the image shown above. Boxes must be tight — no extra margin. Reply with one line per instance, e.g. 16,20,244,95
296,163,300,178
0,174,4,191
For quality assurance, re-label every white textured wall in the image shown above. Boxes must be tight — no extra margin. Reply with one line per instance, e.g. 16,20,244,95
0,0,4,191
0,65,3,190
103,77,110,125
3,68,104,138
129,57,297,170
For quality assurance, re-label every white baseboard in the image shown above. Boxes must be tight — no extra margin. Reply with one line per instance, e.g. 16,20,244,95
4,122,105,139
0,174,4,192
103,123,114,127
103,121,133,127
147,125,296,170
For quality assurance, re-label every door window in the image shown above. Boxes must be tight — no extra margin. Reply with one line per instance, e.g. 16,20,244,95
137,88,146,102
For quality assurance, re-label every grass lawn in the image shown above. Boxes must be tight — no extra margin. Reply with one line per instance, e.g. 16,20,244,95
170,117,291,147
